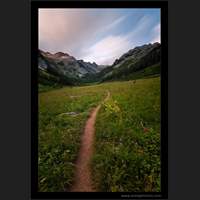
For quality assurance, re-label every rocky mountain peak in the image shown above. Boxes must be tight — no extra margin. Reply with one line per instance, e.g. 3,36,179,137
54,52,70,57
113,42,160,66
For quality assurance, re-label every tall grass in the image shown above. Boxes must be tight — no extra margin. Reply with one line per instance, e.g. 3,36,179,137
38,85,105,191
38,77,160,192
92,77,161,192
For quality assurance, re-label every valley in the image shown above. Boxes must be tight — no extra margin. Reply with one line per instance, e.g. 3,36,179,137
38,43,161,192
38,43,161,91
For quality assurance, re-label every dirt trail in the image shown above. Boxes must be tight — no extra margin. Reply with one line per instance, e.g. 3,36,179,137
70,91,110,192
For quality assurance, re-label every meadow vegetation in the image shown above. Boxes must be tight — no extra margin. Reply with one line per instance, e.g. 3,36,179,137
38,76,160,192
92,77,161,192
38,85,106,191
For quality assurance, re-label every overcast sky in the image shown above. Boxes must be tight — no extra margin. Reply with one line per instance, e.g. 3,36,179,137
39,9,160,65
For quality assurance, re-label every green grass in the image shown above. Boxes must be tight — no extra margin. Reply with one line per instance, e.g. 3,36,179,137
38,85,106,191
38,77,160,192
38,84,62,93
122,63,160,81
92,77,161,192
103,63,160,82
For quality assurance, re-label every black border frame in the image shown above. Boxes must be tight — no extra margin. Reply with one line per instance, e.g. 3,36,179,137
31,1,168,199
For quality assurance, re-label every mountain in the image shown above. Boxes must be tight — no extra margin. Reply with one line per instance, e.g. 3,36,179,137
39,50,105,78
38,42,161,90
99,42,161,82
38,50,107,87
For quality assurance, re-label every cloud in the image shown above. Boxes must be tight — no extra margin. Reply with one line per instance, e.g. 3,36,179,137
150,23,161,43
82,15,154,65
97,15,127,35
39,9,160,65
39,9,99,54
39,9,126,56
82,35,131,65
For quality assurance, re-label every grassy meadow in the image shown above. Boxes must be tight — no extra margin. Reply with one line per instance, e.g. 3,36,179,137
38,84,106,191
92,77,161,192
38,77,160,192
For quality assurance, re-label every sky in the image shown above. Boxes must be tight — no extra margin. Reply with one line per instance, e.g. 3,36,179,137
39,9,160,65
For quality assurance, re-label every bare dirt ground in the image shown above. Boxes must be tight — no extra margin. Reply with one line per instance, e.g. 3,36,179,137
70,91,110,192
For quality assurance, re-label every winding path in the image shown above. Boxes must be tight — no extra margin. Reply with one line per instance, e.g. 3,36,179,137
70,91,110,192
